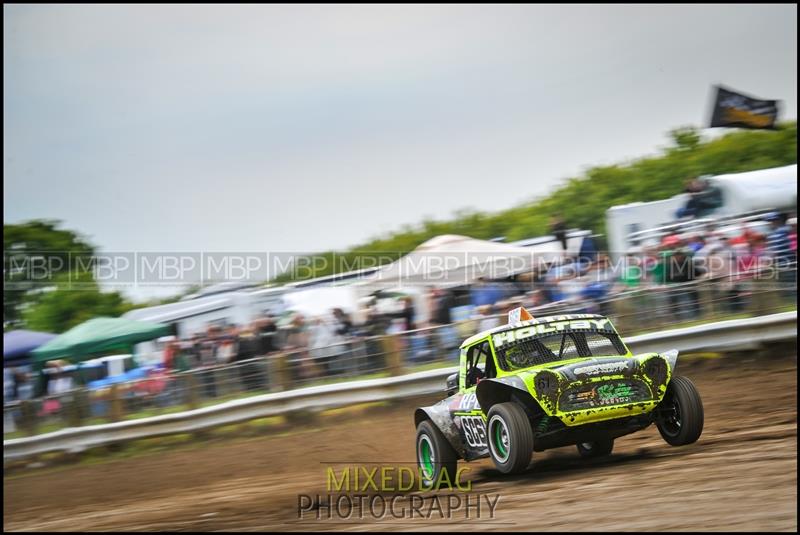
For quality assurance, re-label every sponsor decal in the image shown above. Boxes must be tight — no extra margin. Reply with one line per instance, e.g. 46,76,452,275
596,383,634,404
567,383,635,407
573,361,627,376
492,318,611,348
456,393,479,412
459,415,487,448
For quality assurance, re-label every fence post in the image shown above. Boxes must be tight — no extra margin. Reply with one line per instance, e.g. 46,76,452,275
185,372,200,410
261,356,272,391
109,384,124,422
382,335,405,377
611,296,633,333
66,388,88,427
749,275,778,317
19,400,38,436
697,279,716,320
271,352,292,392
214,366,228,398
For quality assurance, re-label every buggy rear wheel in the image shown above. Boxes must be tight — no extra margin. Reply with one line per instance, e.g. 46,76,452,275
486,402,534,474
416,420,458,488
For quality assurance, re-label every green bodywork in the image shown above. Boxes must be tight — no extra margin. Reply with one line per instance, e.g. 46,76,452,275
458,314,674,427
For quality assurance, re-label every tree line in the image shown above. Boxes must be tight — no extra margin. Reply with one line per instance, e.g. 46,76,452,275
273,122,797,282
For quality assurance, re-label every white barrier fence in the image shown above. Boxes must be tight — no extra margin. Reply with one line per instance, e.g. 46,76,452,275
4,311,796,461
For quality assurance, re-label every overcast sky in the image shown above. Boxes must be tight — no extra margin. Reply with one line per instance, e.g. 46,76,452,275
4,4,797,297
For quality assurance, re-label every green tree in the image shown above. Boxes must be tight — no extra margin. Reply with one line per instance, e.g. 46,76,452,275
22,272,135,333
4,220,95,328
4,220,135,332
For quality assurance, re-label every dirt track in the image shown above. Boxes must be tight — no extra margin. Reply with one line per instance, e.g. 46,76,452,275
4,353,797,532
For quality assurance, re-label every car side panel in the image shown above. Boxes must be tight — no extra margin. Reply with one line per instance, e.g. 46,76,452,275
449,389,489,461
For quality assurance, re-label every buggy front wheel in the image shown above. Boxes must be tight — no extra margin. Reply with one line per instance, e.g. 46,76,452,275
656,375,704,446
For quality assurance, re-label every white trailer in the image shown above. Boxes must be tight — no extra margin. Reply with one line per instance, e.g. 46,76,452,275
606,164,797,259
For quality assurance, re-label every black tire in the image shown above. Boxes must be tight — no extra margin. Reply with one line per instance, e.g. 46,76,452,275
486,402,534,474
416,420,458,488
656,375,704,446
576,438,614,458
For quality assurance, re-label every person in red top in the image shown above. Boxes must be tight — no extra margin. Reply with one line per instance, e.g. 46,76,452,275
162,340,178,370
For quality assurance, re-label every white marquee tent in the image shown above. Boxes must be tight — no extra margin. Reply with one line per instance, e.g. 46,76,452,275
361,234,581,288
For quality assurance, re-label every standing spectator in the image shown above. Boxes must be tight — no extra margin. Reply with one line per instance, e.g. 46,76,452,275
579,258,614,315
309,316,337,375
676,177,704,218
163,340,179,371
556,270,585,307
197,327,220,398
360,301,389,371
400,297,416,331
686,234,705,254
695,230,725,260
332,308,357,373
285,314,316,381
471,277,504,307
432,288,454,325
676,177,719,219
766,212,795,265
736,232,768,278
766,212,797,299
705,238,741,312
157,340,186,406
429,288,458,350
332,308,354,337
577,233,599,268
363,302,389,337
198,327,219,367
652,233,682,285
217,334,238,365
256,316,278,355
665,246,699,320
236,329,258,361
236,327,265,391
474,304,500,333
620,247,644,288
11,368,28,400
549,216,568,251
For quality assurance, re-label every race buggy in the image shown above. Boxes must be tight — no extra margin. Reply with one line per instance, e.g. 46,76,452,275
414,307,704,484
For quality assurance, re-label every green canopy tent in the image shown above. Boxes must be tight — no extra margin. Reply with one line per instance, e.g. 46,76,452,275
31,316,171,366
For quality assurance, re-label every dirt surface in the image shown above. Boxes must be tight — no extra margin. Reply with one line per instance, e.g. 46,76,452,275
4,354,797,532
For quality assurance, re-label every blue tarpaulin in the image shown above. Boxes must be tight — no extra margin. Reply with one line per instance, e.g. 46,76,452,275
3,330,57,367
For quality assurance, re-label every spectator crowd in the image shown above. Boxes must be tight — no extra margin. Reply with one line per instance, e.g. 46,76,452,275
5,211,796,408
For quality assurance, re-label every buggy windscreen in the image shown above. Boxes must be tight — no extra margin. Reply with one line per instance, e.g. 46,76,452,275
495,330,628,371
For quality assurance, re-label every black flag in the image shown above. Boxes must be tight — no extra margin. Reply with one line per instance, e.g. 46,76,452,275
709,85,780,130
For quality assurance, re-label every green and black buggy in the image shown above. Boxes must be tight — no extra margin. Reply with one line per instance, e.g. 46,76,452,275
414,308,704,485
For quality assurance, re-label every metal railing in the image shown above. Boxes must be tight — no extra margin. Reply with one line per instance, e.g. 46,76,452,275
4,310,796,461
